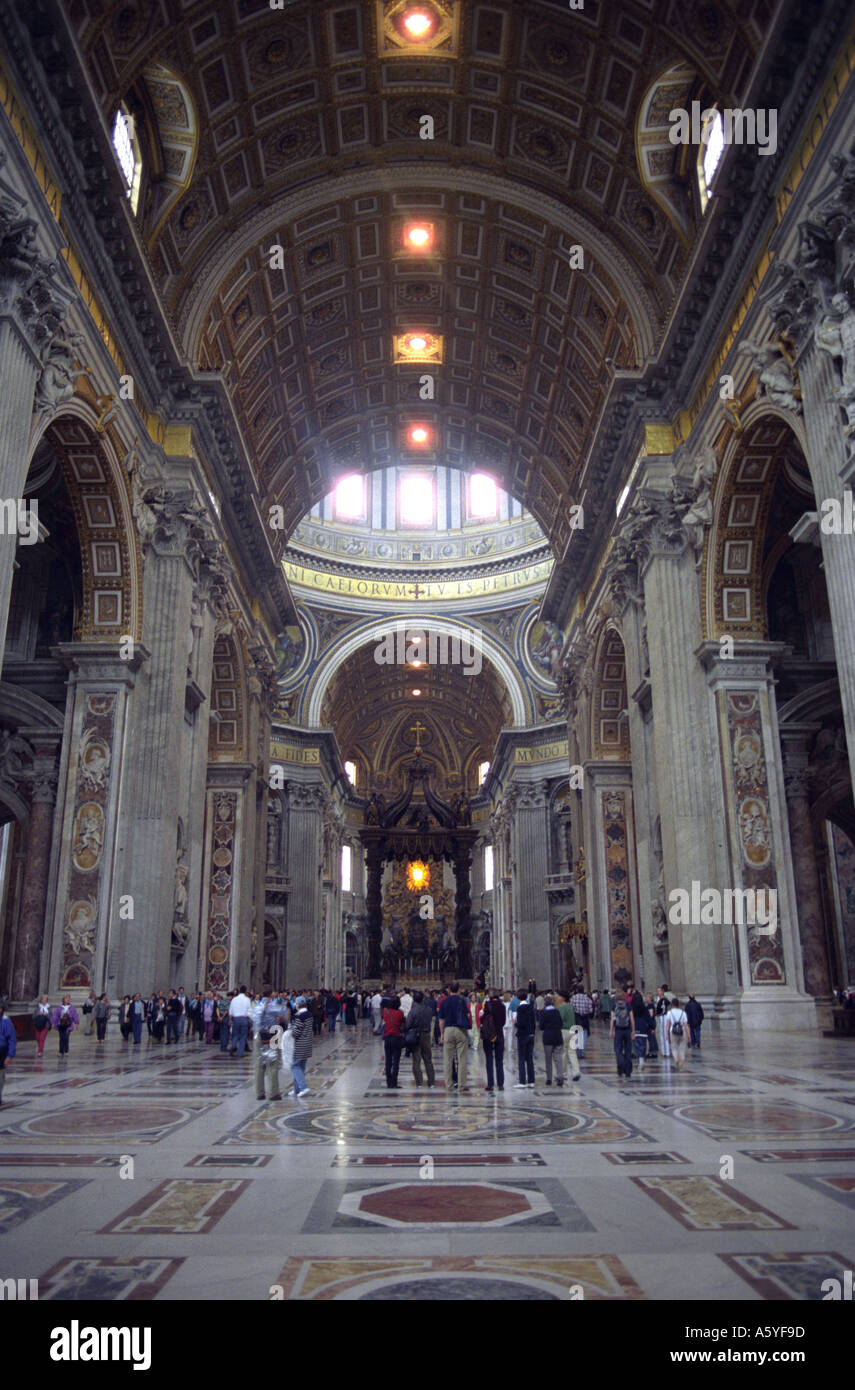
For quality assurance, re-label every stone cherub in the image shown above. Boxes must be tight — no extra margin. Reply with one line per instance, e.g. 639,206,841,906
737,340,802,414
679,445,718,567
815,290,855,435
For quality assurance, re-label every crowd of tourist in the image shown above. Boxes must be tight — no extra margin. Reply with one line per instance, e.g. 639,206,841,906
0,978,711,1109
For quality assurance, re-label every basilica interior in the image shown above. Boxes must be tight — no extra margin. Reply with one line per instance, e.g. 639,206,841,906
0,0,854,1308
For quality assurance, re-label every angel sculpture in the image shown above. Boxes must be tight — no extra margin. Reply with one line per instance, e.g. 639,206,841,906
737,340,802,414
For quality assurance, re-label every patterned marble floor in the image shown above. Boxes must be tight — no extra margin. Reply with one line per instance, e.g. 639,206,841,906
1,1020,853,1300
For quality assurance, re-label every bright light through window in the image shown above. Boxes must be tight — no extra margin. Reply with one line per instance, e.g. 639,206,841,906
344,760,356,786
478,760,491,785
112,109,141,212
400,473,434,526
484,844,494,892
341,844,352,892
335,474,364,520
470,473,498,518
113,110,135,187
700,110,725,208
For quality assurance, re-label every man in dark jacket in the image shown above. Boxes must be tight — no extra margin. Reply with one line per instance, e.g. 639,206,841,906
481,991,506,1092
325,990,341,1034
685,994,705,1047
406,990,435,1087
513,989,537,1087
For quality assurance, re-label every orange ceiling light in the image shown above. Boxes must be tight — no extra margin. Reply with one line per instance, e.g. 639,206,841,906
394,331,443,364
402,10,434,38
411,688,422,696
408,424,431,445
404,223,434,252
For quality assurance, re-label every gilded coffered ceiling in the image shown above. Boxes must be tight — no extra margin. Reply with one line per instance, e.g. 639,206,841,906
321,637,510,791
72,0,764,551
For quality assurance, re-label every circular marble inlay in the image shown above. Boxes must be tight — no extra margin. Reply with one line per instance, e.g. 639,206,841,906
360,1278,557,1300
272,1102,592,1144
22,1106,187,1138
678,1100,845,1136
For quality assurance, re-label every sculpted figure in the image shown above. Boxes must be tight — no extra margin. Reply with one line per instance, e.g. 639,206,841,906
737,340,802,413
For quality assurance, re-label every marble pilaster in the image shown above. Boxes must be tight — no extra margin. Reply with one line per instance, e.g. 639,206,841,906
780,723,834,1022
699,641,817,1030
45,643,145,999
509,779,551,988
284,780,325,986
10,730,60,999
626,492,729,997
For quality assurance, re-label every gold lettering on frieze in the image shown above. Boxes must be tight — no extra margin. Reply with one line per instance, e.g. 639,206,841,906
514,741,569,765
283,559,552,601
270,742,320,765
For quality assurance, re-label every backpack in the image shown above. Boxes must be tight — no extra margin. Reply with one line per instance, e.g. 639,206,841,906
480,1008,498,1044
670,1011,685,1037
613,998,630,1028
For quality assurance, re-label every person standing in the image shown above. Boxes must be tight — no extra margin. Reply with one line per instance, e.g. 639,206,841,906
344,988,359,1036
0,1003,17,1106
555,990,581,1082
118,995,131,1043
325,989,341,1035
399,987,413,1019
610,987,633,1079
165,990,181,1045
630,987,648,1072
217,992,232,1052
539,994,566,1086
666,997,690,1070
438,982,470,1093
655,985,671,1059
82,990,97,1036
407,990,435,1088
645,993,659,1058
175,987,187,1040
94,993,110,1044
129,994,145,1045
481,990,506,1092
229,986,251,1057
370,988,383,1035
202,992,215,1043
33,995,51,1056
382,994,405,1089
600,987,613,1028
513,988,537,1088
570,985,593,1056
287,997,313,1097
51,995,80,1057
685,993,704,1048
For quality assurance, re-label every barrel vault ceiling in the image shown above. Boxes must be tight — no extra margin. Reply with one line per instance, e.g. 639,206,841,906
71,0,764,553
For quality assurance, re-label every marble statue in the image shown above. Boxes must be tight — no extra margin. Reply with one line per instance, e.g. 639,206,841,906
680,446,717,567
815,291,855,434
737,340,802,413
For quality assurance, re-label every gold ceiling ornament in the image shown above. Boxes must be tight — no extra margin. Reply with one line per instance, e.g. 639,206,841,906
379,0,458,56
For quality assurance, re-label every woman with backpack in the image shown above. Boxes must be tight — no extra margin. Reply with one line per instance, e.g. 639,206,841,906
666,996,690,1070
50,995,80,1057
610,986,633,1078
33,994,51,1056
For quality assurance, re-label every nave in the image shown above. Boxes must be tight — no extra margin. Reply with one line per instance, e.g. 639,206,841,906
1,1019,853,1302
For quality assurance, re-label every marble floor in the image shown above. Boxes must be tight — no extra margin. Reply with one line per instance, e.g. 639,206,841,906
1,1020,853,1301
